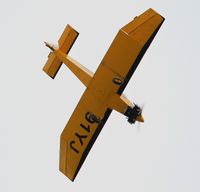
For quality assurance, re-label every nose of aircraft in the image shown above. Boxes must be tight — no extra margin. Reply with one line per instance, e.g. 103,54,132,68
136,114,144,122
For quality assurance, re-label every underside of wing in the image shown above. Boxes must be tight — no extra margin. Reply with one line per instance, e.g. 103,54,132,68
58,8,165,182
59,89,111,181
97,8,165,95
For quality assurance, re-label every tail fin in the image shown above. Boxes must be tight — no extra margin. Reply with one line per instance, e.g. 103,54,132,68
43,25,79,79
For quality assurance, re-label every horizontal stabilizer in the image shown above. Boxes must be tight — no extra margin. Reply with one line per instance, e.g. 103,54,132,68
43,52,62,78
43,25,79,79
58,25,79,54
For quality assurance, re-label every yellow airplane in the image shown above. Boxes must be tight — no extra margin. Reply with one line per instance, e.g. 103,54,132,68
43,8,164,181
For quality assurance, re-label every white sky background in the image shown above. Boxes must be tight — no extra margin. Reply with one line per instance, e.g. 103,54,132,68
1,0,200,191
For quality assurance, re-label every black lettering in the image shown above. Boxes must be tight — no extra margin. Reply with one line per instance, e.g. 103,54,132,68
85,112,97,124
80,123,90,133
69,141,79,154
75,133,87,146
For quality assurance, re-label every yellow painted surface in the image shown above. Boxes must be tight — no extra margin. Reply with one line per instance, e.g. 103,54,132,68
108,93,134,114
43,25,79,79
56,51,93,87
43,8,164,181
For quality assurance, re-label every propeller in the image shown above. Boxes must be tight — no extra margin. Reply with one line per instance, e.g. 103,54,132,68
126,102,144,124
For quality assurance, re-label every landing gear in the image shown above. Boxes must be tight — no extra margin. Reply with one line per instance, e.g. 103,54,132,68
112,77,123,85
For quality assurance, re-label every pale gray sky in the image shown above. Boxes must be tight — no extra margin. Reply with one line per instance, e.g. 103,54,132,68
1,0,200,191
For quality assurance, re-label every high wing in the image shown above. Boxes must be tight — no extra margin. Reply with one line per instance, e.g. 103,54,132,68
59,8,164,181
59,89,112,181
99,8,165,95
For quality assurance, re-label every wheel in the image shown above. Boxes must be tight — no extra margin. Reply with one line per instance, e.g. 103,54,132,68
112,77,123,85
